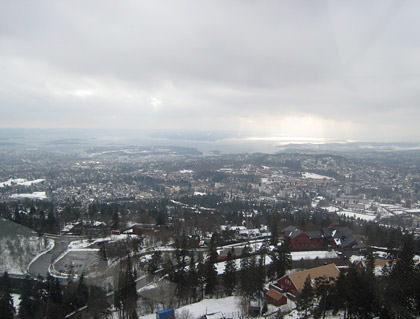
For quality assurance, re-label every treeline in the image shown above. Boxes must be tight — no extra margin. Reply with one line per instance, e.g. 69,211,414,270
147,234,292,311
0,203,60,234
0,272,109,319
297,237,420,319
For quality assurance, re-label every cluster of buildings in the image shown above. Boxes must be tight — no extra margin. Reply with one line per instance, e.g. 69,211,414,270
283,225,365,255
1,149,420,235
266,263,340,306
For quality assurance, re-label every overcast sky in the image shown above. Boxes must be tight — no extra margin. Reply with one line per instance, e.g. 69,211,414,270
1,0,420,143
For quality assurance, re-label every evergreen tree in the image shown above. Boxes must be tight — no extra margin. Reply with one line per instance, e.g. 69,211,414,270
197,261,207,300
112,211,120,229
239,255,250,297
98,242,108,264
248,254,259,298
269,217,279,246
46,276,64,319
115,256,137,319
313,277,332,319
366,251,375,276
383,236,417,318
331,271,349,319
74,274,89,309
270,242,291,279
46,210,58,232
204,234,218,296
174,263,187,305
0,272,15,319
186,254,199,302
18,276,41,319
298,276,314,319
256,248,267,296
86,285,110,318
223,251,237,295
204,258,217,296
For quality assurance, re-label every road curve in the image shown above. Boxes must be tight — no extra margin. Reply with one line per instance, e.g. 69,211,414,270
28,235,81,278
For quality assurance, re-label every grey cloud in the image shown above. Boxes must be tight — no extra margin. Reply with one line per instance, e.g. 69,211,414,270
1,0,420,142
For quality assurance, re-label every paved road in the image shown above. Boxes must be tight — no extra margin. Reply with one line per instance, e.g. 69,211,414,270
28,235,81,278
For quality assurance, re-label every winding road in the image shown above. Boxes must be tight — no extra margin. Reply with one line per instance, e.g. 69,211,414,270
28,234,83,278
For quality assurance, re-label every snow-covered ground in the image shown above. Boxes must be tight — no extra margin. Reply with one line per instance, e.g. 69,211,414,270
141,296,243,319
133,295,343,319
0,178,45,188
0,235,53,274
336,210,376,221
68,233,135,249
0,218,54,275
10,191,47,200
323,206,340,213
11,294,21,312
283,309,345,319
291,250,338,261
302,172,334,180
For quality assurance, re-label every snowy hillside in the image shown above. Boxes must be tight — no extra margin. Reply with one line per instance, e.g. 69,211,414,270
0,218,53,275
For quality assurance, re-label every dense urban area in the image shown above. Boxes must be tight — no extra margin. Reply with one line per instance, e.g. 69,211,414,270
2,143,420,319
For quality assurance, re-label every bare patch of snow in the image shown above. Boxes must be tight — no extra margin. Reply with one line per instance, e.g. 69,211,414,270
302,172,334,180
0,178,45,188
10,191,47,200
336,210,376,221
141,296,242,319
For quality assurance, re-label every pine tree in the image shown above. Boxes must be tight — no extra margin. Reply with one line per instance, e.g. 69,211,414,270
239,254,250,297
383,236,417,318
223,251,237,295
74,274,89,309
270,243,291,279
98,242,108,264
298,276,314,319
18,275,41,319
269,217,279,246
278,242,291,277
204,234,218,296
331,270,349,318
256,253,266,307
204,259,217,296
0,272,15,319
112,211,120,229
366,251,375,276
186,254,199,302
115,256,138,319
46,276,64,319
175,265,187,305
248,254,259,298
197,261,207,300
313,277,332,319
86,288,109,318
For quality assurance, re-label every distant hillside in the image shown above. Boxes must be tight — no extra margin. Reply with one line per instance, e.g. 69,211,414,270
0,218,53,275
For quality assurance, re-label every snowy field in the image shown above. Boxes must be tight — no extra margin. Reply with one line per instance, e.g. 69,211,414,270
0,178,45,187
336,210,376,221
10,191,47,200
141,296,243,319
291,250,338,261
302,172,334,180
54,249,101,275
0,218,53,274
123,294,345,319
68,233,136,249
